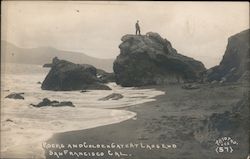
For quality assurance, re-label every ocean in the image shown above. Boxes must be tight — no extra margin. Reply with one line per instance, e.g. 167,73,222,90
0,63,164,158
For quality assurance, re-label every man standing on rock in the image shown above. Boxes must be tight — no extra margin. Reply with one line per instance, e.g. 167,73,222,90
135,20,141,35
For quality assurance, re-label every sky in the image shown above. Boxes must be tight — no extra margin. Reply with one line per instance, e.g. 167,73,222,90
1,1,249,69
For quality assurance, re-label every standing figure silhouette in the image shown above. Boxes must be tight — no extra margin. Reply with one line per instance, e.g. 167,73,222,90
135,20,141,35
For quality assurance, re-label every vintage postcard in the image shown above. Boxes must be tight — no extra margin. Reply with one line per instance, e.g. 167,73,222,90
1,1,249,159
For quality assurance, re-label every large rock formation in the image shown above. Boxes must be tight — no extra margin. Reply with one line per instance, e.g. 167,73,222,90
113,32,206,87
206,29,250,83
41,57,111,91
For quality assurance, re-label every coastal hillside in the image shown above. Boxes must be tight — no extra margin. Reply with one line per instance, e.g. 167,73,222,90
1,40,114,72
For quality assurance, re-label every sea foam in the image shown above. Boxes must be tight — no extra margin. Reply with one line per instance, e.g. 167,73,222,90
1,63,164,158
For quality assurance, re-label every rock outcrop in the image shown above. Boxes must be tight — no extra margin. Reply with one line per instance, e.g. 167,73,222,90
43,63,53,68
5,93,25,100
31,98,75,107
113,32,206,87
99,93,124,101
206,29,250,83
41,57,111,91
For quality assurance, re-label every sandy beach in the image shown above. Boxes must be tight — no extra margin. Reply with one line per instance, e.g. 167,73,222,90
46,83,249,159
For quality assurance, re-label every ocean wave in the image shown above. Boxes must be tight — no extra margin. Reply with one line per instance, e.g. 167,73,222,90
1,66,164,158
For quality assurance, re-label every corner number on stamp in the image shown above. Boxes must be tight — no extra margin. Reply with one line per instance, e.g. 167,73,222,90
215,137,238,154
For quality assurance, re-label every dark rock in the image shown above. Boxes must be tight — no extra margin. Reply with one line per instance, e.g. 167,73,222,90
96,69,115,83
41,57,111,91
37,81,42,84
31,98,75,107
99,93,124,101
206,29,250,83
52,101,74,107
5,93,24,100
113,32,206,87
6,119,14,122
182,84,200,90
43,63,53,68
31,98,53,107
80,90,88,93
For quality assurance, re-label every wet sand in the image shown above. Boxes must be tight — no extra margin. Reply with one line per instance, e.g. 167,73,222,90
46,83,249,159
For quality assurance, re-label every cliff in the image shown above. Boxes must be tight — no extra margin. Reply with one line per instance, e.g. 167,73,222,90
206,29,250,83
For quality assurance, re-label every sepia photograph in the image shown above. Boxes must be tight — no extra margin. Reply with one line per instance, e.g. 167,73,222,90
1,1,249,159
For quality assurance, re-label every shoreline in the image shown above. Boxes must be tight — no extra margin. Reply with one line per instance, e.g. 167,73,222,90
1,71,164,159
46,83,249,159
